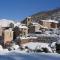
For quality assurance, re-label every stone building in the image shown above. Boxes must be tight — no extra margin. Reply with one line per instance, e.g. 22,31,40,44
39,19,60,29
21,17,32,26
19,25,28,38
13,24,28,40
3,28,13,46
28,22,40,33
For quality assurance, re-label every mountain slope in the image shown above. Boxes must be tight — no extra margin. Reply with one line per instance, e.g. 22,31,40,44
31,8,60,22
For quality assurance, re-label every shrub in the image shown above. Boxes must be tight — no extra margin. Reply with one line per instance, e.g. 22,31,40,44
42,48,48,53
56,44,60,54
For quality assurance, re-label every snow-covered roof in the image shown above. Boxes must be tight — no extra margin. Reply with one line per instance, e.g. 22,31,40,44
20,36,37,40
14,22,28,29
42,20,59,23
33,34,58,37
27,16,31,19
32,22,40,26
14,22,21,27
20,37,28,39
19,25,28,29
32,22,39,25
28,36,37,39
0,19,15,27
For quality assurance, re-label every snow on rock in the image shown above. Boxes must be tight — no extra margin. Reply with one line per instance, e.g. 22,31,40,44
11,44,19,50
0,45,9,55
51,42,56,47
12,45,19,49
14,22,21,27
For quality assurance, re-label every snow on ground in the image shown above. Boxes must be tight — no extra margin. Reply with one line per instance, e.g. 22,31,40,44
51,42,56,47
11,44,19,50
0,50,60,60
22,42,52,52
0,42,60,60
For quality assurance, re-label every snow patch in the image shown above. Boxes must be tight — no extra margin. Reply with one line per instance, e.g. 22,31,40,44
22,42,52,53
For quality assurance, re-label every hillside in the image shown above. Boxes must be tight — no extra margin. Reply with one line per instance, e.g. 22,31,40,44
31,8,60,22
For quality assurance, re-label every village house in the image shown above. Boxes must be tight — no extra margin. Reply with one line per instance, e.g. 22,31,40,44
3,28,13,46
28,22,40,33
13,23,28,39
0,20,14,47
13,22,39,45
19,24,28,38
13,23,29,45
0,27,13,47
39,19,60,29
21,17,32,26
